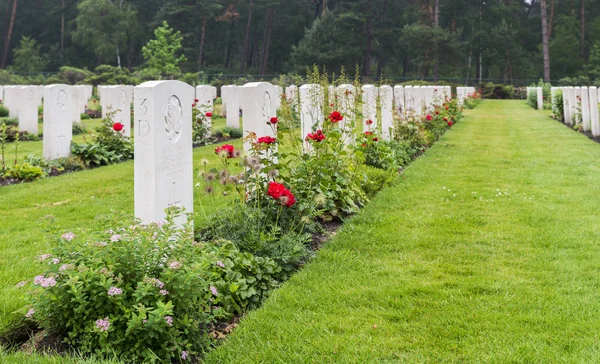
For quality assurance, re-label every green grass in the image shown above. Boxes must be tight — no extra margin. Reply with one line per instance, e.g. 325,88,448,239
204,100,600,362
0,119,236,340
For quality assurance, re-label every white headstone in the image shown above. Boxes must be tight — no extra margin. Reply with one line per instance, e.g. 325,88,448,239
74,85,93,114
134,80,194,226
589,87,600,137
285,85,299,111
0,86,4,104
300,84,324,151
274,85,283,111
3,86,17,117
362,85,378,129
14,86,40,134
457,87,466,106
563,87,572,125
573,87,581,125
537,87,544,110
327,85,335,107
43,84,74,160
100,85,134,136
581,86,591,132
195,85,217,137
393,85,405,116
240,82,278,153
404,86,415,113
336,84,357,120
221,85,240,129
380,85,394,141
443,86,452,102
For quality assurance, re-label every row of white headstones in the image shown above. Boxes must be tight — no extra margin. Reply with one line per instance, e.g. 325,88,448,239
134,82,470,225
547,86,600,136
0,81,470,225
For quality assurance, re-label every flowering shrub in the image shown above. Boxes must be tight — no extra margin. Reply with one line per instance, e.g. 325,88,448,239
464,91,482,109
22,208,281,362
71,110,133,167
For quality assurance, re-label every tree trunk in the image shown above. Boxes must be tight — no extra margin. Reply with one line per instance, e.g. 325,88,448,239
434,0,440,26
224,20,235,68
580,0,585,58
1,0,18,69
541,0,551,82
241,0,254,73
198,18,207,69
465,21,475,84
260,8,274,77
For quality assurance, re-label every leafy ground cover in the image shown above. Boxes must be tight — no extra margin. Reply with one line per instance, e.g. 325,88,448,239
204,100,600,362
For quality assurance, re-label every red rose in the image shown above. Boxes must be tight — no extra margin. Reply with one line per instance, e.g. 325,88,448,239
443,117,448,122
328,111,343,123
205,112,213,118
364,131,373,136
194,98,199,103
306,129,325,142
435,111,439,115
257,136,277,145
447,121,453,127
112,122,124,132
267,182,295,208
426,115,432,121
445,105,449,110
269,117,278,124
365,119,373,126
215,144,235,158
373,137,379,142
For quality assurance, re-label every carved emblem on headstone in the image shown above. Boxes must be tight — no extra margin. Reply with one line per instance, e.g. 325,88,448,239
261,91,271,120
164,95,183,143
57,90,67,109
119,90,128,106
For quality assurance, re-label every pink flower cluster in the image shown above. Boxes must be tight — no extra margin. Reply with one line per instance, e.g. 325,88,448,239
96,317,110,331
61,232,76,241
150,278,165,289
169,261,182,270
107,286,123,296
34,275,57,288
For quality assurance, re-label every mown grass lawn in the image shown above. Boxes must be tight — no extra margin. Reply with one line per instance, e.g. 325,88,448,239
204,100,600,362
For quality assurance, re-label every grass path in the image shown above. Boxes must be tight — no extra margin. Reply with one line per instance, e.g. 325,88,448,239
205,100,600,362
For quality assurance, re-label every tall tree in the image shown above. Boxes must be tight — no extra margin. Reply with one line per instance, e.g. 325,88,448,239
541,0,551,81
1,0,17,69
